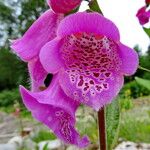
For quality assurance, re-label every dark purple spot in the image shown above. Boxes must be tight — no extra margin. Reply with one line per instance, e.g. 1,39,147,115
93,73,99,78
105,73,111,77
95,85,102,91
103,83,108,89
85,83,89,86
78,79,84,87
84,86,89,91
90,80,94,85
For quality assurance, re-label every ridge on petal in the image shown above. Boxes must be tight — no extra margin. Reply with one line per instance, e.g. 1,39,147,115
11,10,63,61
57,12,120,41
118,43,139,76
40,38,64,74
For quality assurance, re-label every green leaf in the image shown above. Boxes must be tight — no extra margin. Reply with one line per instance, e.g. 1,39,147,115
143,27,150,38
43,143,49,150
135,77,150,91
106,98,120,150
88,0,103,15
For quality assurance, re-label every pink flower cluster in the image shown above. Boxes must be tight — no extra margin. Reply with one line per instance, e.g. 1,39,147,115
11,0,138,147
136,1,150,25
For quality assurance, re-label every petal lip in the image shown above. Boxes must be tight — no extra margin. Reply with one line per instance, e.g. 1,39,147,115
47,0,82,14
40,38,64,74
19,85,78,117
20,74,79,115
92,75,124,111
118,43,139,76
58,69,124,111
11,10,63,61
57,12,120,41
19,84,90,147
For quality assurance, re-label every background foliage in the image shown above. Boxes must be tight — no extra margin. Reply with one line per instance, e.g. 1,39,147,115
0,0,48,91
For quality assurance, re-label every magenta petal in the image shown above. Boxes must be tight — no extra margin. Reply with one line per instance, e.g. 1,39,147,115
20,83,89,147
28,58,47,92
11,10,63,61
118,43,139,76
47,0,82,13
40,38,64,73
136,6,150,25
57,12,120,41
59,70,124,111
90,73,124,110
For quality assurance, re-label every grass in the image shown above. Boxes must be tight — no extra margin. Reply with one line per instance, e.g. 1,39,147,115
75,106,98,144
0,105,14,113
32,130,56,143
0,94,150,146
77,115,98,144
119,97,150,143
0,105,32,119
119,118,150,143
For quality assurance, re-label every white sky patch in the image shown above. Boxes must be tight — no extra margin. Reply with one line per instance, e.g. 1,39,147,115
100,0,150,53
81,0,150,53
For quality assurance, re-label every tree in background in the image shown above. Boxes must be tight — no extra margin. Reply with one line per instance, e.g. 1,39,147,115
0,0,48,90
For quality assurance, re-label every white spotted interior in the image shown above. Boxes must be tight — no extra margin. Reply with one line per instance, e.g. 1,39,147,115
55,110,72,142
60,32,122,101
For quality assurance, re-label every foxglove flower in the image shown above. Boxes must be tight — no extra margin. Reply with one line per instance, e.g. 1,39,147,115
11,7,90,148
20,75,89,147
47,0,82,13
40,12,139,110
11,10,63,91
136,6,150,25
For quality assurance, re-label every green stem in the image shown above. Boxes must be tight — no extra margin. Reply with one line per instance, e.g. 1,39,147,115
88,1,106,149
142,27,150,38
138,66,150,73
88,0,103,15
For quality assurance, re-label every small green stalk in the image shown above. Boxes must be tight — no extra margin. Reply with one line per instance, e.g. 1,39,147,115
88,0,103,15
138,65,150,73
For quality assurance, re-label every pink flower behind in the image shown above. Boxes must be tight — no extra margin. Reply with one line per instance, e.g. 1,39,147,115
11,10,63,92
47,0,82,13
136,6,150,25
40,12,139,111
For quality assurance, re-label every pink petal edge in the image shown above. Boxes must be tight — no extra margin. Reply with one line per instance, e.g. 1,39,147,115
11,10,63,61
57,12,120,41
118,43,139,76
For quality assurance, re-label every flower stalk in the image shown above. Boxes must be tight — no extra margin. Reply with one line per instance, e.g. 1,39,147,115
98,107,107,150
138,65,150,73
89,0,103,15
89,1,107,149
